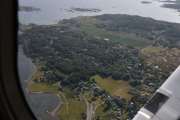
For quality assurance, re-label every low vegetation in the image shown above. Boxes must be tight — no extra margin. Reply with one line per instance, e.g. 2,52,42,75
28,82,59,93
20,14,180,120
58,95,86,120
92,75,132,100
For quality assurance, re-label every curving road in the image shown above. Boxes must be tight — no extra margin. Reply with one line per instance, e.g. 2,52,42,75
82,96,96,120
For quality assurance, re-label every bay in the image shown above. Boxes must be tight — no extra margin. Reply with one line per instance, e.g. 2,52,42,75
18,0,180,25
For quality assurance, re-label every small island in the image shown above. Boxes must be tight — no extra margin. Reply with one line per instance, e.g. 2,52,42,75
141,1,152,4
160,0,180,12
66,7,101,13
19,6,41,12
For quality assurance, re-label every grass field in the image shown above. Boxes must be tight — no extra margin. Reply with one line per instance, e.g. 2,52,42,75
58,99,86,120
58,88,86,120
28,82,59,93
141,46,164,54
28,65,62,93
95,102,112,120
79,17,151,47
92,75,132,100
140,46,180,72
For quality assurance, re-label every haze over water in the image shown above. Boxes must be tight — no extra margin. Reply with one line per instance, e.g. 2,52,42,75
19,0,180,25
18,0,180,120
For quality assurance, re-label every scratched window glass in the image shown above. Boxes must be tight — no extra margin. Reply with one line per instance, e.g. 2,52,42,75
18,0,180,120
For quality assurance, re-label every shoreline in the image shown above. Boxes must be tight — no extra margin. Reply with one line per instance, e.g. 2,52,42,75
19,46,62,120
18,0,180,25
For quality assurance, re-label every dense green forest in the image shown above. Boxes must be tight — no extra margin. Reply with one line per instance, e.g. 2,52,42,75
19,14,180,120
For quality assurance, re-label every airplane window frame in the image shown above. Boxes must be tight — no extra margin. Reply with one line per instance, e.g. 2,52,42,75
0,0,179,120
0,0,36,120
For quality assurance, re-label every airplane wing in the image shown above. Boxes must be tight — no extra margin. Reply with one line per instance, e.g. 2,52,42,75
132,66,180,120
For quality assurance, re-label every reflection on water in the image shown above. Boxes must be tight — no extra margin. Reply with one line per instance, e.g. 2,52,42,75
19,0,180,25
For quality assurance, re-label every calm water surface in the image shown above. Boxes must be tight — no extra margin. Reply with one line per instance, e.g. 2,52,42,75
18,46,60,120
19,0,180,24
18,46,35,87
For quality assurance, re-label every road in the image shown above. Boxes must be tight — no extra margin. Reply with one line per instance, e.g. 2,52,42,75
82,96,96,120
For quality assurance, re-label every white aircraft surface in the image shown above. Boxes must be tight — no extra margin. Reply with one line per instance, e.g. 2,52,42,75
133,66,180,120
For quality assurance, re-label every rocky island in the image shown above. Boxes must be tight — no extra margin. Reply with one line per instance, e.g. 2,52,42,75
141,1,152,4
160,0,180,12
66,7,101,13
19,14,180,120
19,6,41,12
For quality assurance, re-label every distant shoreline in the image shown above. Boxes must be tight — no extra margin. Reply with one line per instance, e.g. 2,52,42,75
141,1,152,4
19,6,41,12
160,0,180,12
66,7,101,13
